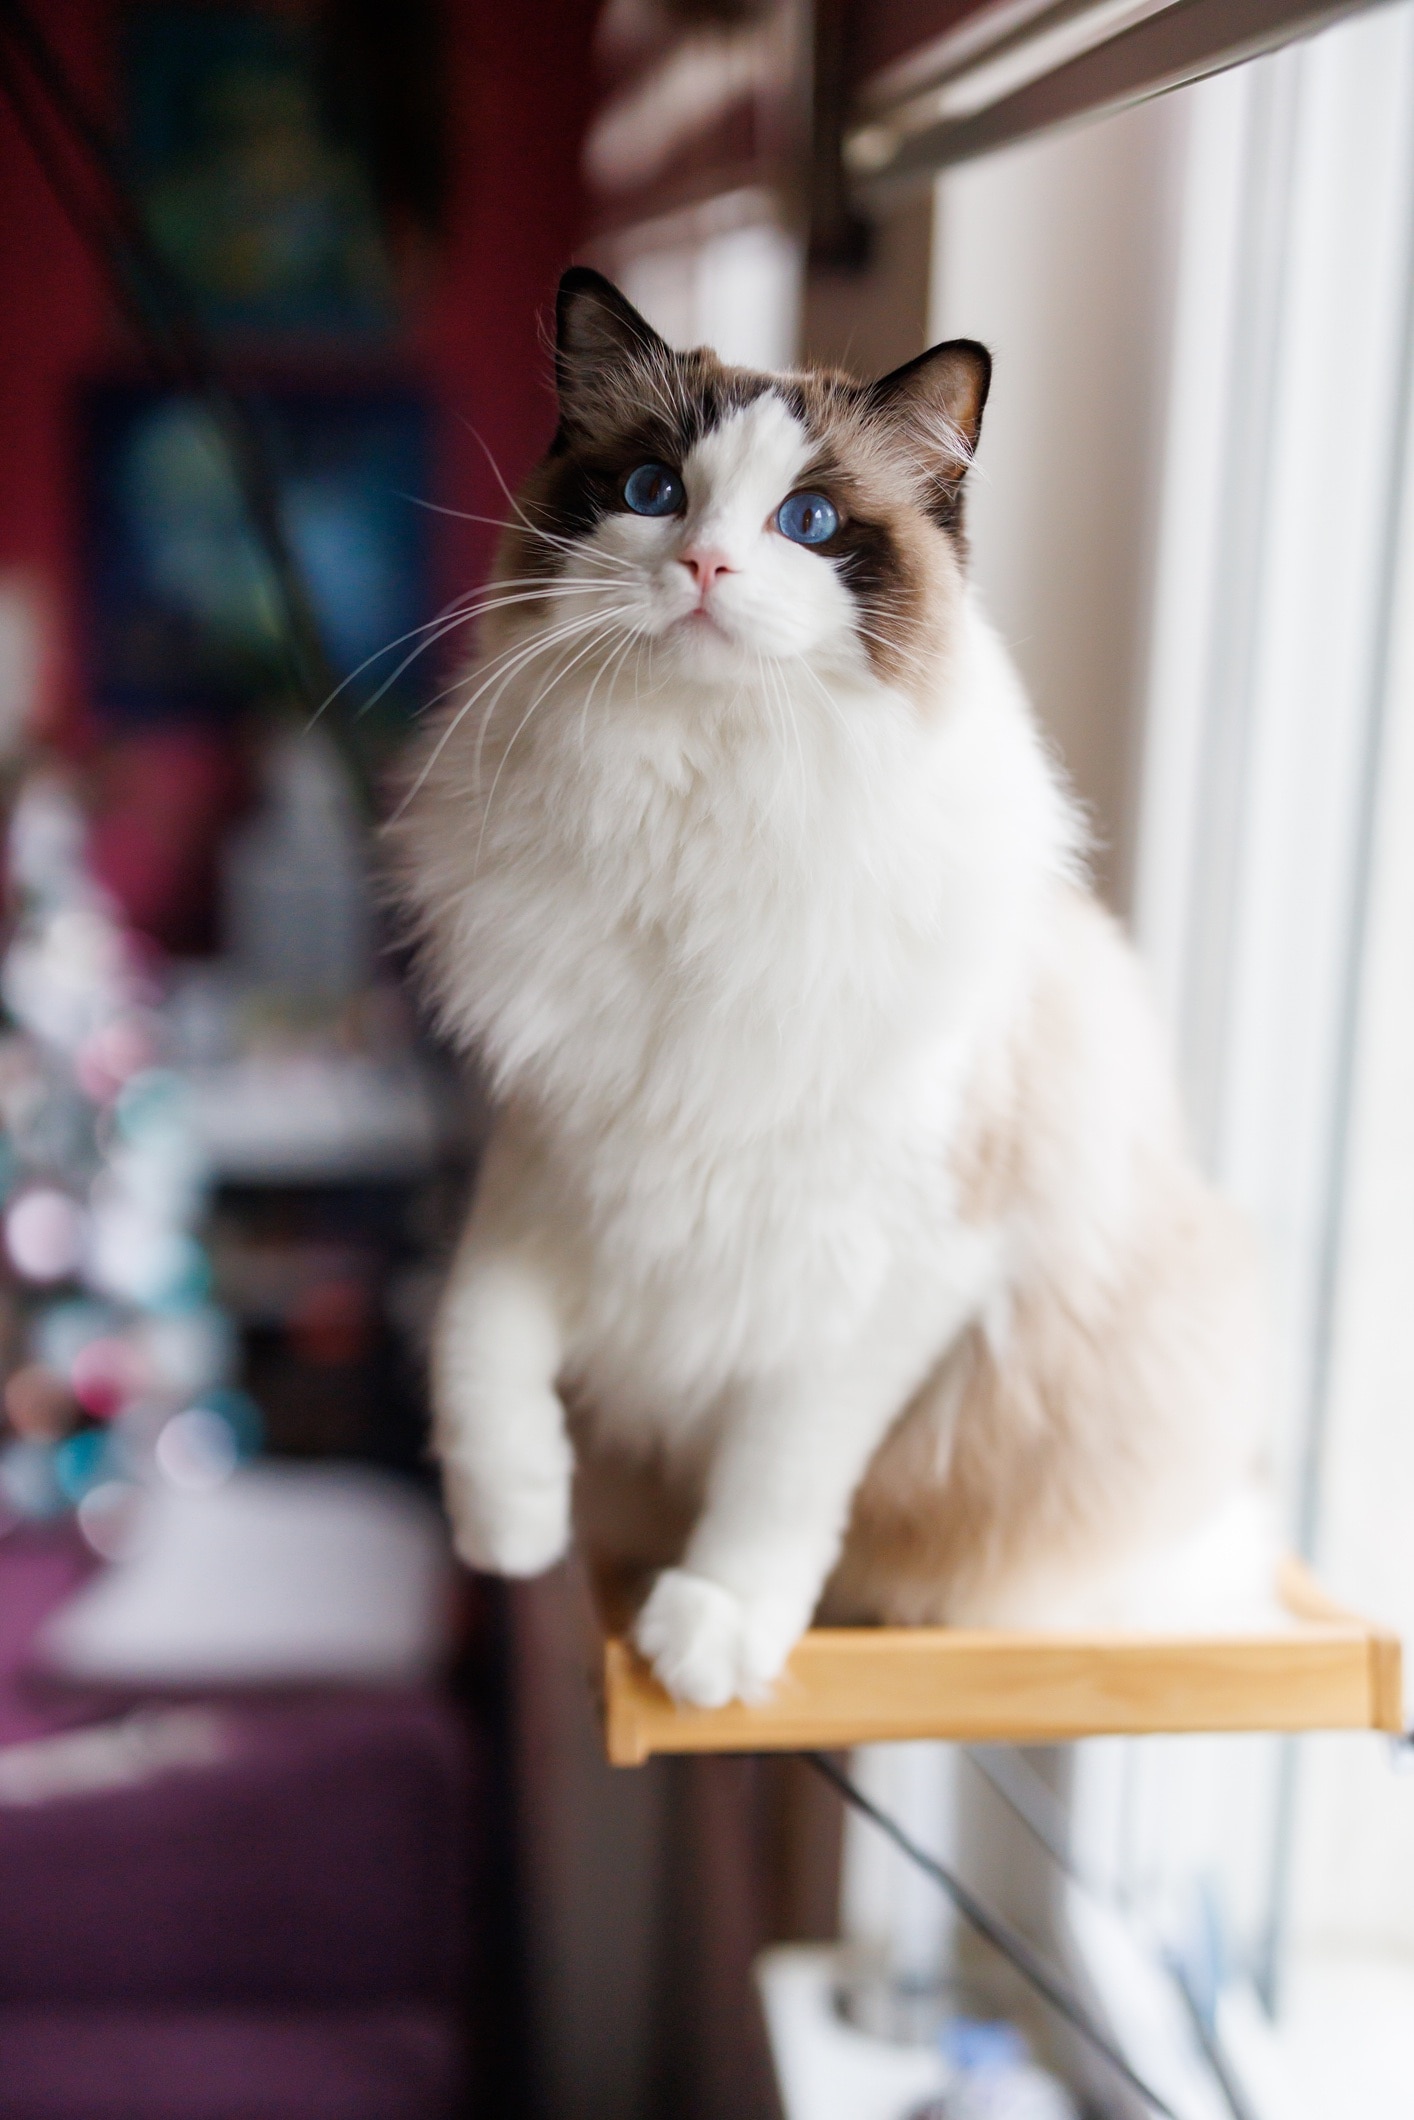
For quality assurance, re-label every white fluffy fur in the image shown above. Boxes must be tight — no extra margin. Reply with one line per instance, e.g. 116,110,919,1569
397,394,1267,1708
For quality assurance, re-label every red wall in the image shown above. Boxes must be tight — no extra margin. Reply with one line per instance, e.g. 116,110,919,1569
0,0,112,742
0,0,600,743
416,0,600,599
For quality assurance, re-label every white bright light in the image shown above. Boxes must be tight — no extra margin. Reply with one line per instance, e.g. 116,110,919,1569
154,1408,238,1494
6,1189,86,1283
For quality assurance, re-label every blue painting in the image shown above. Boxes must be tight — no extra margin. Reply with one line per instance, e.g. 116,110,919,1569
81,385,431,733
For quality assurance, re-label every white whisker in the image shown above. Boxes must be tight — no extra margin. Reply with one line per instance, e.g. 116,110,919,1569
473,617,634,875
466,608,641,794
393,607,636,820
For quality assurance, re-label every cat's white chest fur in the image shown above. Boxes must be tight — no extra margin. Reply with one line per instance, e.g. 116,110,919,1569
433,607,1065,1449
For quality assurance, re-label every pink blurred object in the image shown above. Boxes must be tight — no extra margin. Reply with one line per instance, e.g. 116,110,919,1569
74,1014,157,1104
69,1338,140,1421
87,731,251,957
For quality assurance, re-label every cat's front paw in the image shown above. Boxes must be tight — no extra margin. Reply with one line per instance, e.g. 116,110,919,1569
632,1568,799,1708
440,1454,571,1577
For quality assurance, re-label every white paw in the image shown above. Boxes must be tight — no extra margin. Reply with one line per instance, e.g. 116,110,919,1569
632,1569,800,1708
440,1455,571,1577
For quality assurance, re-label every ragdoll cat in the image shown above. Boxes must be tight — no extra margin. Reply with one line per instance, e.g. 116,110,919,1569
393,266,1266,1709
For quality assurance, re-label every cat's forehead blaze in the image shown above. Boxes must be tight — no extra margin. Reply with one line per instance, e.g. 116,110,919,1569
510,343,965,689
680,396,815,524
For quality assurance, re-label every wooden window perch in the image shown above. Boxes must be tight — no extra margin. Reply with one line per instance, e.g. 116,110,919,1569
594,1561,1403,1767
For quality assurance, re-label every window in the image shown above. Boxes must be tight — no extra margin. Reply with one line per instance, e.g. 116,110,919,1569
855,4,1414,2099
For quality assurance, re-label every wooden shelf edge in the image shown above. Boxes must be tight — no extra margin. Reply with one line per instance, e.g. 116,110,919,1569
1369,1629,1406,1735
596,1564,1406,1765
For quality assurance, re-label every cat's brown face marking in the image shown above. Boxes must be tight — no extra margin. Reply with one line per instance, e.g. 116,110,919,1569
501,268,991,699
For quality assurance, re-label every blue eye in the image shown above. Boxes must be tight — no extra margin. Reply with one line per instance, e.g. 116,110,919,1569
776,491,839,546
623,462,683,516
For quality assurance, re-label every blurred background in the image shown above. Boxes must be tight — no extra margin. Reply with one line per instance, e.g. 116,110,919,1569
0,1,1412,2116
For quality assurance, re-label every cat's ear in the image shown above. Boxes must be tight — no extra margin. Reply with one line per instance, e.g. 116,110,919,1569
555,267,669,428
865,339,991,486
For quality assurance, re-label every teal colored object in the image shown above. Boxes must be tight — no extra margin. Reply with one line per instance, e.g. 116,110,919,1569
150,1234,215,1312
0,1439,67,1519
113,1068,189,1144
194,1386,264,1458
54,1427,112,1503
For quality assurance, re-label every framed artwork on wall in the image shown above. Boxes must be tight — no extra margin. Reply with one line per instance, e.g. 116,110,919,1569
80,383,431,736
124,5,396,338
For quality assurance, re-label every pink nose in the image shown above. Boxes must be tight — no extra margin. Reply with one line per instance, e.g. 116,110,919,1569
681,546,734,593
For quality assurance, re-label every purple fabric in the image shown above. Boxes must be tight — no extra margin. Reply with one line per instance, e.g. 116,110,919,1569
0,1528,104,1744
0,1528,479,2120
0,2004,463,2119
0,1694,473,2005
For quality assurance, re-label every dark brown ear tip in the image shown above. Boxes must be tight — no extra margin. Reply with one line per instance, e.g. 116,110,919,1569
558,264,621,303
869,336,992,401
556,265,624,338
554,265,664,364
